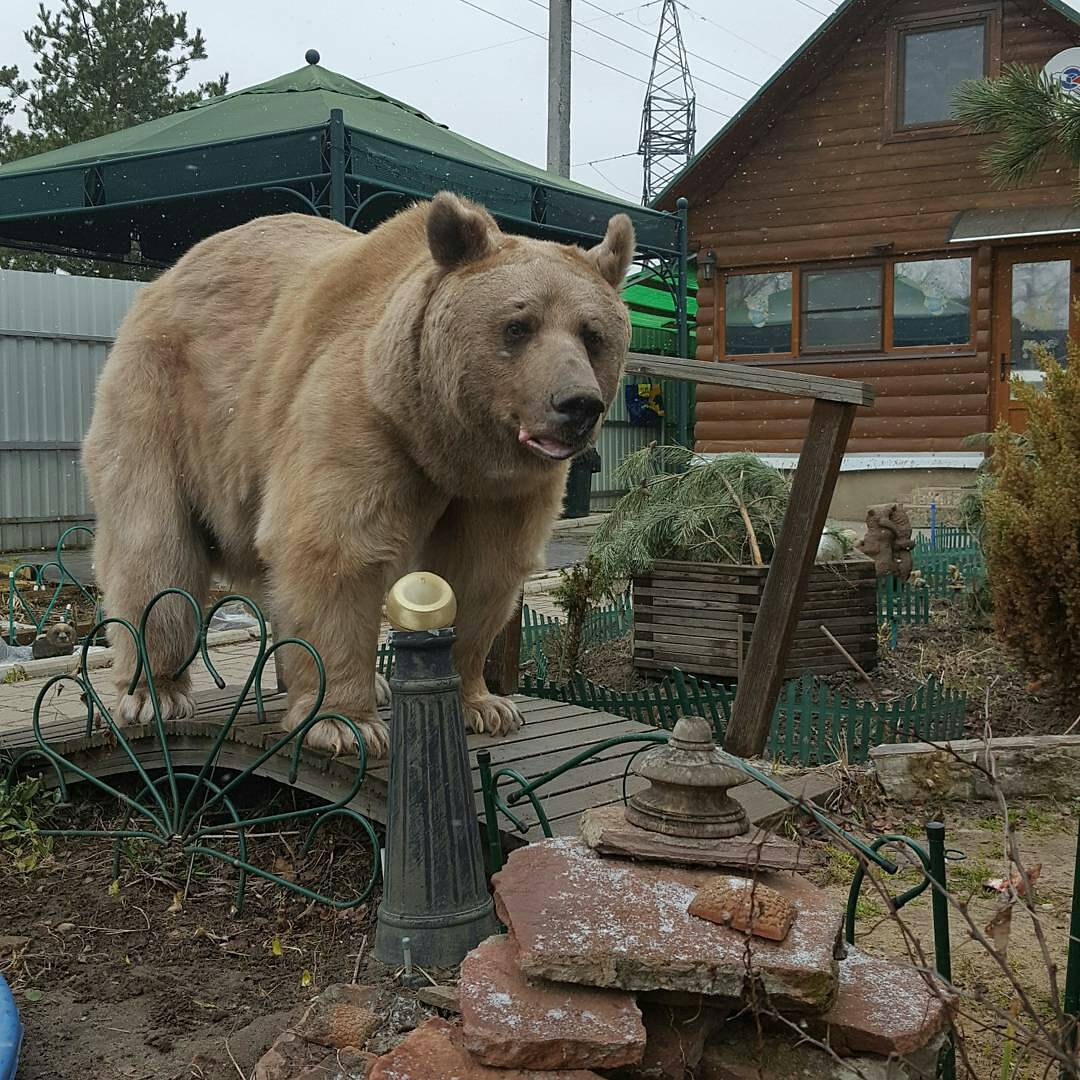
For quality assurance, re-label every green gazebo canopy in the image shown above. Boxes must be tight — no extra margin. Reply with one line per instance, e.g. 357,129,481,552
0,55,682,266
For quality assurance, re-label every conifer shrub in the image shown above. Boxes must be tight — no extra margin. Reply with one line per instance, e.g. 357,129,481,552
982,338,1080,688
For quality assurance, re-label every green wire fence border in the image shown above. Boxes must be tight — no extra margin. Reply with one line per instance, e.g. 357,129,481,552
6,526,103,648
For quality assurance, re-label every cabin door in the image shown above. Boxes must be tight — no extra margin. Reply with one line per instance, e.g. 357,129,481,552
992,247,1080,432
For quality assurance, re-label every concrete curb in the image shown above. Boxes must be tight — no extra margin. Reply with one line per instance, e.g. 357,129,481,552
0,626,261,682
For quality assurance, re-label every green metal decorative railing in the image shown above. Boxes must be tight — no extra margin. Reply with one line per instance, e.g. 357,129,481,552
2,591,379,913
5,526,103,648
478,730,904,875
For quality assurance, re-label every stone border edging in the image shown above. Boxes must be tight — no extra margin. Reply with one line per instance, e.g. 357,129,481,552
0,627,260,682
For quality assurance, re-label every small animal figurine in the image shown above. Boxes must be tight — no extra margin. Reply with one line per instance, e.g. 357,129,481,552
32,622,77,659
855,502,915,582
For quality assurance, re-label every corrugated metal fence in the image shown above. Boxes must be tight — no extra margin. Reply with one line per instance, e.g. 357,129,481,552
0,269,687,546
0,270,142,551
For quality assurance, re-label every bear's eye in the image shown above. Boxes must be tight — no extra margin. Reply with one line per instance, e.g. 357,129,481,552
504,320,530,344
583,327,604,353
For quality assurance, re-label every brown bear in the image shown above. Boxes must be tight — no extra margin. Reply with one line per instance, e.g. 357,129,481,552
82,193,635,756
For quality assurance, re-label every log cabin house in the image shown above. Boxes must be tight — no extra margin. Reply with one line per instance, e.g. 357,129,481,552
658,0,1080,517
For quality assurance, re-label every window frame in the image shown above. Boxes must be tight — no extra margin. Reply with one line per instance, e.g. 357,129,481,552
720,268,798,360
884,4,1000,142
889,255,977,353
718,254,976,362
799,261,886,355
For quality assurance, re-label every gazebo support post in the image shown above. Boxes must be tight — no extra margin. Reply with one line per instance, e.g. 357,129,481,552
674,197,692,449
328,108,347,224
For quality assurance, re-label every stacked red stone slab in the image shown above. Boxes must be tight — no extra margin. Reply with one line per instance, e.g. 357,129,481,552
367,839,952,1079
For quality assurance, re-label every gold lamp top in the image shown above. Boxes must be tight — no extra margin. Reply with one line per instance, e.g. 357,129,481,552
385,572,457,631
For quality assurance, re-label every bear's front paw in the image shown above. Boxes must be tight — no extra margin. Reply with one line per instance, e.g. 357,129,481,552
114,683,195,727
284,698,390,758
463,693,524,737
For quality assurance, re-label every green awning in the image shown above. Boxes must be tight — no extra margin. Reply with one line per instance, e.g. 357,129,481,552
0,58,682,264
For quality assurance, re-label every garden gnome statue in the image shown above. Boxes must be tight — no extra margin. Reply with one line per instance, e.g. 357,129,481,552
856,503,914,582
374,572,498,969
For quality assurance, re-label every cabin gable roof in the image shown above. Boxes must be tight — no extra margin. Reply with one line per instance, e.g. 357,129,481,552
654,0,1080,212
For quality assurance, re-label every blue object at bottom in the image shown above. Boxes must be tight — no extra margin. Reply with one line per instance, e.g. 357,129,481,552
0,973,22,1080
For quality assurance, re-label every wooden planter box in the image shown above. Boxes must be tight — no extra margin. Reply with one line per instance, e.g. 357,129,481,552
632,557,877,681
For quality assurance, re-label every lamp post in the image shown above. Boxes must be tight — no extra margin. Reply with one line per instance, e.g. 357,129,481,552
374,573,498,969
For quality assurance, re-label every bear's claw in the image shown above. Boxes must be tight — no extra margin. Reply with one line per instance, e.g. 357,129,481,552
463,693,524,737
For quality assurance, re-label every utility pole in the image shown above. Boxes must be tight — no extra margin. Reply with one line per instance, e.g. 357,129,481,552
547,0,572,176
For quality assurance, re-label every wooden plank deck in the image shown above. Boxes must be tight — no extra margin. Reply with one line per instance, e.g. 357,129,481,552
1,687,655,845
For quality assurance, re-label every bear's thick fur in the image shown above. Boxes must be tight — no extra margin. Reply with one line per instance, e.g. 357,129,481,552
82,193,635,755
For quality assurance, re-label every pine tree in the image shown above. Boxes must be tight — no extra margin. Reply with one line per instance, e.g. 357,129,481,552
0,0,228,276
952,63,1080,188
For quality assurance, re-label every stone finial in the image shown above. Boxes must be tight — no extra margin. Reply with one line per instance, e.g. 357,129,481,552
625,716,750,838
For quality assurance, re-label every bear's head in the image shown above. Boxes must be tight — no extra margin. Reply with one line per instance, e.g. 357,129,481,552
418,191,635,486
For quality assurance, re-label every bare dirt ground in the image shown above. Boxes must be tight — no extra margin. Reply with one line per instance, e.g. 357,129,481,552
0,779,443,1080
809,784,1079,1080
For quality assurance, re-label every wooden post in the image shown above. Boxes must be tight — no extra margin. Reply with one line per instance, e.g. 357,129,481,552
484,593,523,696
724,399,856,759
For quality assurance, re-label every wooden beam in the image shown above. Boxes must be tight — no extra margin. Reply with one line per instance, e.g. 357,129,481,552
724,399,857,759
625,352,874,407
484,594,524,696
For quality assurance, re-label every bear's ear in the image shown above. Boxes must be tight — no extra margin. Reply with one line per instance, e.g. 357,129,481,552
427,192,497,269
585,214,635,288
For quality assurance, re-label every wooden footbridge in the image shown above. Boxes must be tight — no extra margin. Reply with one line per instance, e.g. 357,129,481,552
1,684,834,848
2,353,867,845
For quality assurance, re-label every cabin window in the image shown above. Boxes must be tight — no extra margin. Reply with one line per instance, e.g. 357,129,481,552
893,258,972,347
898,21,987,127
724,272,793,355
801,267,883,351
718,257,975,359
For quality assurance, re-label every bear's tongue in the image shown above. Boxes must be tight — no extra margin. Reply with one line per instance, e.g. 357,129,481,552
519,427,575,460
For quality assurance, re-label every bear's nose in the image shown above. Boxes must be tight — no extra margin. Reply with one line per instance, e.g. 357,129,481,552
552,393,604,439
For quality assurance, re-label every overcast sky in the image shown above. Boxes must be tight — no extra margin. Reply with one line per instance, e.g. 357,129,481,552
0,0,840,201
3,0,1078,203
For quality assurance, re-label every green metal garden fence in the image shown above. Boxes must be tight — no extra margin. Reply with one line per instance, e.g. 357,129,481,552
517,664,966,767
915,525,977,552
877,576,931,626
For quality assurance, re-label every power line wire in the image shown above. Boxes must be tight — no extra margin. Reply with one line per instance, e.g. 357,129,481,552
370,4,654,80
584,161,639,197
572,150,639,167
368,34,536,79
783,0,833,18
521,0,749,100
456,0,730,118
674,2,786,63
